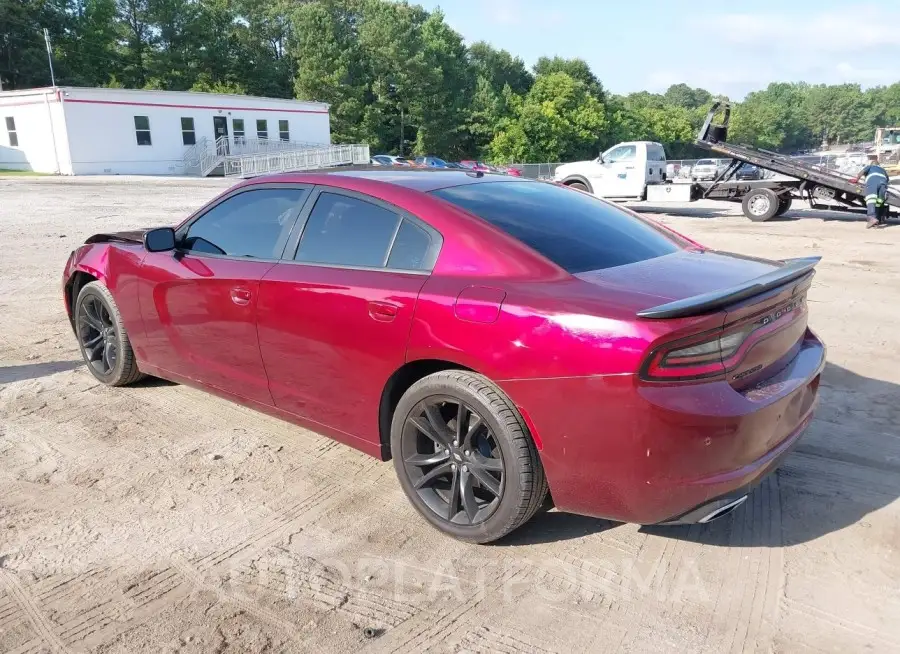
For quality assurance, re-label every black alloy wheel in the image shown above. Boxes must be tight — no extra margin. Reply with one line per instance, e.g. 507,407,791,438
74,281,144,386
78,294,118,376
400,396,505,526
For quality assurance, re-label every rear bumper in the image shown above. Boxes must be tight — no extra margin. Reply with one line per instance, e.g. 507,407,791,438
500,330,826,525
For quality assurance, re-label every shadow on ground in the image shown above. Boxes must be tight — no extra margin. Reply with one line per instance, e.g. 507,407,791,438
636,201,898,226
0,360,83,383
498,362,899,548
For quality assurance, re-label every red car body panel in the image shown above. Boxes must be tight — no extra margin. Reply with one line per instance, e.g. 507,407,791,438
63,171,826,525
256,264,426,449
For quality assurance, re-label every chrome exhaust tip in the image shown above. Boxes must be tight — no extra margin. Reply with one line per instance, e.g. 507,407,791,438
698,495,748,524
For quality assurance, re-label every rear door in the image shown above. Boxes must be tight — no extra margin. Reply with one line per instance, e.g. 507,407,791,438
139,185,310,403
257,187,441,445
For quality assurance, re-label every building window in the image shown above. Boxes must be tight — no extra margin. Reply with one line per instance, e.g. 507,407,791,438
181,117,196,146
279,119,290,142
256,119,268,140
233,118,245,144
134,116,151,146
5,117,17,147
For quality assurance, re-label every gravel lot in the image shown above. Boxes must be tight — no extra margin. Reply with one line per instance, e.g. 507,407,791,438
1,176,898,653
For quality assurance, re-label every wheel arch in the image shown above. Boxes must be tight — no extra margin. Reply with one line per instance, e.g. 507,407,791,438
64,269,101,332
560,175,594,193
378,358,475,460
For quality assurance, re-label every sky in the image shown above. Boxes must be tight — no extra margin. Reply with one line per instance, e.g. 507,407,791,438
410,0,900,99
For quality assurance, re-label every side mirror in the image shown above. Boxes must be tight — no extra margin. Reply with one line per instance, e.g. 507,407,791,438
597,153,605,163
144,227,176,252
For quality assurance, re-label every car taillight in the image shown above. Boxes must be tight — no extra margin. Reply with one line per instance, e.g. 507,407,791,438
640,326,751,381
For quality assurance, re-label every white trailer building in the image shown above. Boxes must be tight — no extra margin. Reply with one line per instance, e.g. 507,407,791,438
0,86,335,176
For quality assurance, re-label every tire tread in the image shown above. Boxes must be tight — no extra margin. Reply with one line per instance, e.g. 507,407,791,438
78,281,145,386
394,370,548,543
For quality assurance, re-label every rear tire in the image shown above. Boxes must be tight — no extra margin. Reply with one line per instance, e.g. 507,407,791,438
391,371,548,544
741,188,780,222
566,180,589,192
775,196,793,216
74,281,144,386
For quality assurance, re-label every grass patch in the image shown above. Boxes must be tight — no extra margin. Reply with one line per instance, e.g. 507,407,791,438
0,169,50,176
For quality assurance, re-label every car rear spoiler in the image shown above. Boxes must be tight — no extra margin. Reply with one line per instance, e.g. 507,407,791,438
637,256,820,319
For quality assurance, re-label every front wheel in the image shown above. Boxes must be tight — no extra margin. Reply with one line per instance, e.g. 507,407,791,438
741,188,780,221
74,281,144,386
566,181,589,193
391,371,548,543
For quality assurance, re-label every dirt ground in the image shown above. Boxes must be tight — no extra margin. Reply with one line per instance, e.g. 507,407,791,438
1,176,898,654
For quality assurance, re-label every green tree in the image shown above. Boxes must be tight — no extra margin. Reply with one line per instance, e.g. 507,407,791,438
468,41,531,96
190,73,247,95
663,83,712,110
116,0,153,87
291,0,370,144
533,55,605,102
490,72,607,163
803,83,874,146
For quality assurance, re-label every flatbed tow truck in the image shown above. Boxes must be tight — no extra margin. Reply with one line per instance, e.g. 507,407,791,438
682,101,900,221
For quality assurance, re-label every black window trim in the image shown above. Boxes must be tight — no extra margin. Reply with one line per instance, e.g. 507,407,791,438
5,116,17,147
181,116,196,146
282,185,443,275
134,115,152,146
172,182,315,262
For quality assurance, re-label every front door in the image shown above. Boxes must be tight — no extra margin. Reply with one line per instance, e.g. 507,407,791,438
139,186,310,403
257,188,439,446
213,116,230,155
591,143,640,198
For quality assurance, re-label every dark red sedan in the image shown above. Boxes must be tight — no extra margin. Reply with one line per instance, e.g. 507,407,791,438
63,170,825,543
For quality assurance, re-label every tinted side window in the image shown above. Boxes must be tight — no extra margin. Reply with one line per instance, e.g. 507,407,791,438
604,145,636,162
182,188,308,258
295,193,400,268
387,220,431,270
432,181,679,273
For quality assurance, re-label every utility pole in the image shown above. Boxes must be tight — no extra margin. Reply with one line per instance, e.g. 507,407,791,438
43,28,56,87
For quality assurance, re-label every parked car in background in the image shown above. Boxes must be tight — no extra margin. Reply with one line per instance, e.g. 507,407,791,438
460,160,492,172
415,156,449,168
371,155,412,166
691,159,722,181
444,162,465,169
736,163,762,180
496,166,522,177
63,169,825,543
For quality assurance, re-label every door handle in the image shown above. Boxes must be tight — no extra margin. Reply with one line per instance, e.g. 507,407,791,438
368,301,399,322
231,287,252,306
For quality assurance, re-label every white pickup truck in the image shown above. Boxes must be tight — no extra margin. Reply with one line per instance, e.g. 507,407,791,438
553,141,668,199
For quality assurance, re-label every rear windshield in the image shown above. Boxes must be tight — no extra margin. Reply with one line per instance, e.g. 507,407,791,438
431,181,680,273
697,159,715,166
647,144,667,161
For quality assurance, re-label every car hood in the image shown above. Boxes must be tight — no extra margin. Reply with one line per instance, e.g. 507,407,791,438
84,228,151,245
554,160,594,178
575,249,780,308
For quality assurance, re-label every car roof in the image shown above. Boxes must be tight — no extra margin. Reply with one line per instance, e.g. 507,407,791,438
242,167,527,193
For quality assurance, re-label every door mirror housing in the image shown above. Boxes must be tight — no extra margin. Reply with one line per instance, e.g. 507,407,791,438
597,153,605,163
144,227,176,252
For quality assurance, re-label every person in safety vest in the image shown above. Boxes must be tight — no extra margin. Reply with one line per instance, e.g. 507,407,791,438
851,154,889,228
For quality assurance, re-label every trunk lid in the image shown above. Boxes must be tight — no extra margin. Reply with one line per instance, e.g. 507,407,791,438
576,250,817,385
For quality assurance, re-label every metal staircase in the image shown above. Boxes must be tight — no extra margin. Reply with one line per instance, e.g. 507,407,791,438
182,136,370,178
